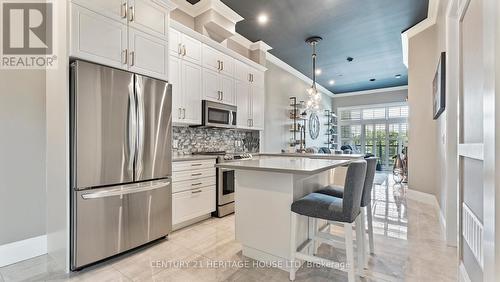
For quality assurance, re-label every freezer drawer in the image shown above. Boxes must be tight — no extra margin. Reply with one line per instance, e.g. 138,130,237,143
71,179,172,270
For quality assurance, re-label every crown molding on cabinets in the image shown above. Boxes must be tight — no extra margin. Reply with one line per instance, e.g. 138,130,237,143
266,53,334,97
154,0,177,11
170,0,243,23
170,20,267,72
401,0,440,67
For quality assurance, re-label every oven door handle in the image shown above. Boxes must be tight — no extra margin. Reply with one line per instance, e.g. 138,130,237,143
228,110,233,126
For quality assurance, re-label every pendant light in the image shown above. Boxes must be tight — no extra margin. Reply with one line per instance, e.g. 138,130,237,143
305,36,323,112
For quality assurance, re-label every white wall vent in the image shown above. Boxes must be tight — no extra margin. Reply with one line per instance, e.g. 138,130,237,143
462,203,484,269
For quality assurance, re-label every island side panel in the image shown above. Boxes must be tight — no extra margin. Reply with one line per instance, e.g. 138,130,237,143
234,169,334,269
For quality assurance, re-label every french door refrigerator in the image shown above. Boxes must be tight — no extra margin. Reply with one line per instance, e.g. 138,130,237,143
70,60,172,270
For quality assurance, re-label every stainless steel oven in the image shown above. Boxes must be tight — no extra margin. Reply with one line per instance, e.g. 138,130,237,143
202,100,237,128
217,167,235,217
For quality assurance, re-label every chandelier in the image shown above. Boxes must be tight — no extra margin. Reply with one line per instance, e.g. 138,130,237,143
305,36,323,112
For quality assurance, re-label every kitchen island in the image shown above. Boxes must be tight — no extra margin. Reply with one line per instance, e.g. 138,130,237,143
215,156,352,273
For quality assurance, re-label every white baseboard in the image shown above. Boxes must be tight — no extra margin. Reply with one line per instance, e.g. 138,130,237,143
459,262,472,282
0,235,47,267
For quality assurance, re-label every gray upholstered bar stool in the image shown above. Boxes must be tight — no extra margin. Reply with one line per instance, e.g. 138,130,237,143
289,160,367,282
317,157,377,257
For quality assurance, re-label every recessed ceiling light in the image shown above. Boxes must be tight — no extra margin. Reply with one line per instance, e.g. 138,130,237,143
369,78,376,82
257,13,269,25
315,69,322,75
395,74,402,78
347,57,354,62
329,80,335,85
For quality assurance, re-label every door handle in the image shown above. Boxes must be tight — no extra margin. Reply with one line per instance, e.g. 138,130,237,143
182,108,186,119
183,45,187,56
191,190,202,194
221,61,224,71
221,91,224,101
122,49,128,65
178,108,182,119
191,182,203,186
121,2,128,18
130,51,135,66
82,180,171,199
129,6,135,22
217,91,221,100
191,163,203,167
178,43,182,55
191,173,202,176
217,60,221,71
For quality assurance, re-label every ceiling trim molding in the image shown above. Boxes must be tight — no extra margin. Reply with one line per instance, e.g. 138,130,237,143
332,85,408,98
401,0,441,67
266,53,335,97
170,0,243,22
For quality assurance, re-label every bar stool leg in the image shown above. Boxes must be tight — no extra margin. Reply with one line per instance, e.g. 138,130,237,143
359,209,368,269
344,223,355,282
366,204,375,254
290,212,298,281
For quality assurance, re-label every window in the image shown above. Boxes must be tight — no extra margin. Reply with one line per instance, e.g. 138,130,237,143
338,103,408,170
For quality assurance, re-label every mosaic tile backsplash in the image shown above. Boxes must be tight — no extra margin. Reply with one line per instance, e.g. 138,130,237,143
173,126,260,154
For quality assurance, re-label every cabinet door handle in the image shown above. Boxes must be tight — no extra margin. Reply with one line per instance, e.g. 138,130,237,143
221,91,223,101
191,173,202,176
178,43,182,55
191,182,203,186
217,91,221,100
121,2,128,18
183,45,187,56
178,108,182,119
129,6,135,22
182,108,186,119
122,49,128,65
130,51,135,66
217,60,221,70
191,163,203,167
248,73,251,82
251,74,254,82
191,189,202,194
221,61,224,71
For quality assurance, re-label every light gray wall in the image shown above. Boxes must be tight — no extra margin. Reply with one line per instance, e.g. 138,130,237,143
407,25,439,198
262,61,332,152
0,69,46,245
331,89,407,114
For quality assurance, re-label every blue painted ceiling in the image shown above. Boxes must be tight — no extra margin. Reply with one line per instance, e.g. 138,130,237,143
215,0,429,94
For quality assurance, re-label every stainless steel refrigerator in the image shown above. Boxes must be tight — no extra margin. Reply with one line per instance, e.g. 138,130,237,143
70,60,172,270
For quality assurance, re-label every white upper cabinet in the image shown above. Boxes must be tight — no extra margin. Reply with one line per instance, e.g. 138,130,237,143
220,74,235,105
72,0,127,23
169,54,202,125
128,28,168,80
251,85,265,130
202,45,234,77
234,60,265,130
236,79,250,128
169,29,202,65
181,60,202,124
70,4,128,69
69,0,172,81
128,0,169,39
202,68,235,105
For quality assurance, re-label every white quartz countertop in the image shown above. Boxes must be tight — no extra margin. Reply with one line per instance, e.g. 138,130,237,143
260,152,364,160
215,156,351,175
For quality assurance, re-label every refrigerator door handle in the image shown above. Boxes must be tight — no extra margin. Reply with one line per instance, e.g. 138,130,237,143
81,179,171,199
127,80,137,176
135,75,145,179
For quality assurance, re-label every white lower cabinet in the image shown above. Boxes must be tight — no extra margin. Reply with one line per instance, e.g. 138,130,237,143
172,186,215,226
172,159,216,228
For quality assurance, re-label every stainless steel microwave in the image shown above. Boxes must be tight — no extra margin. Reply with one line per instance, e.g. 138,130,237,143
202,100,237,128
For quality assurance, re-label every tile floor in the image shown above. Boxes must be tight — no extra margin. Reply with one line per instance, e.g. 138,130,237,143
0,174,458,281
